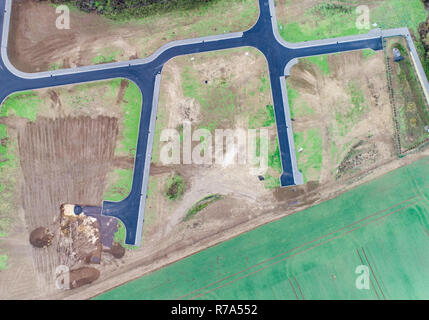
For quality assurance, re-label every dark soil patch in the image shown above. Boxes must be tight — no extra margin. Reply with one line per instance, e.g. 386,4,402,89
29,227,54,248
68,267,100,289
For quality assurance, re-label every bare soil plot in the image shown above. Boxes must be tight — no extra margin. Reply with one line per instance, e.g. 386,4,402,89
7,0,259,72
286,50,395,185
141,47,279,248
0,79,140,298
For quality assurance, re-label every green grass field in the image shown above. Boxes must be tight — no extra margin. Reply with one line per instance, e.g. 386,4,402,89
277,0,429,76
278,0,427,43
96,156,429,300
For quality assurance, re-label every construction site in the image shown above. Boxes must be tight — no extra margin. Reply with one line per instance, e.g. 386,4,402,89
1,0,429,300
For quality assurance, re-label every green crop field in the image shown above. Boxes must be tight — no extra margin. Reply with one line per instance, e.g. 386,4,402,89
96,156,429,300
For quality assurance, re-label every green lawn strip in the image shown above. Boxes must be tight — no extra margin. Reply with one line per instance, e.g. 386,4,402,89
287,85,299,119
268,137,282,174
183,194,224,221
115,80,143,157
95,157,429,300
0,94,34,238
294,128,323,183
0,126,17,238
0,254,8,270
0,91,42,122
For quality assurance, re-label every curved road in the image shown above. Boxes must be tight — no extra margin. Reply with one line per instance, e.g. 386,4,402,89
0,0,421,246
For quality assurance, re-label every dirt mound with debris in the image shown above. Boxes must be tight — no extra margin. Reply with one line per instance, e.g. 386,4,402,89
108,242,125,259
59,204,103,265
29,227,53,248
69,267,100,289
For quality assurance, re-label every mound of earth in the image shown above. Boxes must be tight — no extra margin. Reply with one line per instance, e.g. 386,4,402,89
69,267,100,289
59,204,102,265
108,242,126,259
29,227,54,248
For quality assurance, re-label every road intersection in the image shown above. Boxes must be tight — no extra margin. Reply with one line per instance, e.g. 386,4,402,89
0,0,424,246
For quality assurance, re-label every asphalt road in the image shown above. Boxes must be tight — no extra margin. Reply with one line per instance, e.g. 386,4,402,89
0,0,397,245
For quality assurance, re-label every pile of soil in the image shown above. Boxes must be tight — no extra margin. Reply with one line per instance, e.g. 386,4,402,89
336,141,378,179
29,227,54,248
69,267,100,289
108,242,126,259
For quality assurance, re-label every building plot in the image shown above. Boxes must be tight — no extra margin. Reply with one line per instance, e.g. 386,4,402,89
286,49,395,185
0,79,141,298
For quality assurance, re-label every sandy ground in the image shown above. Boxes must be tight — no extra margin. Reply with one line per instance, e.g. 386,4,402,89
140,47,277,249
7,0,259,72
288,50,394,185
